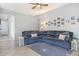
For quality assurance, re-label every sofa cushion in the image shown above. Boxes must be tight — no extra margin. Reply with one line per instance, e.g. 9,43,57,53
43,38,71,49
58,34,66,40
48,31,59,36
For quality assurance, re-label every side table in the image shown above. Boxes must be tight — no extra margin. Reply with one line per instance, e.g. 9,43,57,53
71,39,78,51
15,36,24,47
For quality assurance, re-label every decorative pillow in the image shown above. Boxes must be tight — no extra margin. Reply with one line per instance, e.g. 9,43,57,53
31,33,37,37
58,34,66,40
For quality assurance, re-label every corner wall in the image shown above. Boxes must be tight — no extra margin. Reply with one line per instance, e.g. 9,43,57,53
36,3,79,48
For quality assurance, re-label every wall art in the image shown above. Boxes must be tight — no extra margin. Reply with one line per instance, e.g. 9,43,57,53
61,22,64,25
54,19,56,22
48,24,50,26
45,22,48,25
54,23,56,25
0,19,1,25
70,16,77,24
51,22,53,24
61,18,64,21
57,17,60,20
57,25,60,27
77,18,79,22
71,16,75,20
57,21,60,24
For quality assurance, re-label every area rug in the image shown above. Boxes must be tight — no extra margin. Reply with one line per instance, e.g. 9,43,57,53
27,42,72,56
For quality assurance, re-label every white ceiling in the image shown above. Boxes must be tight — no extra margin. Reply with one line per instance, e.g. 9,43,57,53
0,3,67,16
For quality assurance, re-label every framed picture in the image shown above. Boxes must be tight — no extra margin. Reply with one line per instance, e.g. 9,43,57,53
0,18,1,25
48,21,50,23
57,25,60,27
51,22,53,24
57,17,60,20
48,24,50,26
71,16,75,20
61,22,64,25
77,18,79,22
54,23,56,25
61,18,64,21
45,22,48,25
54,19,56,22
57,21,60,24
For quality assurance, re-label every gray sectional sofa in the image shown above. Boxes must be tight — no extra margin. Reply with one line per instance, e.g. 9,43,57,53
22,31,73,50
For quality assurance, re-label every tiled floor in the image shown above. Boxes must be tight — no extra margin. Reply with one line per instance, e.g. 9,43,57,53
0,36,79,56
0,36,40,56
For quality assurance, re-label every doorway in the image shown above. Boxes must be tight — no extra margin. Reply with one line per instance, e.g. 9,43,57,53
0,14,15,41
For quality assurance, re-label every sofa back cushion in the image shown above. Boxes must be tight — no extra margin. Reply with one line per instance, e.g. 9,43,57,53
38,31,48,37
22,31,73,42
22,31,38,38
58,34,66,40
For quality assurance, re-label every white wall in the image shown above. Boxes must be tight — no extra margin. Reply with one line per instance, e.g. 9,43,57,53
8,15,15,40
13,12,38,36
0,8,39,36
6,9,38,36
37,3,79,48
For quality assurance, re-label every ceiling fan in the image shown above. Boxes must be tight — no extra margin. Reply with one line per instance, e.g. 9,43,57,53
30,3,48,9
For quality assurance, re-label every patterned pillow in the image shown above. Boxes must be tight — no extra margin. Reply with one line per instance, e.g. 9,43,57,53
31,33,37,37
58,34,66,40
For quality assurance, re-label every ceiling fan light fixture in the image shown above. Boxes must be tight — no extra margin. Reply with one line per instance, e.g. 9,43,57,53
31,3,48,9
37,5,41,8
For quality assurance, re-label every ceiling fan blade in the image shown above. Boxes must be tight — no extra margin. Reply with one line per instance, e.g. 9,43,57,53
40,4,48,6
32,6,37,9
30,3,48,5
30,3,39,5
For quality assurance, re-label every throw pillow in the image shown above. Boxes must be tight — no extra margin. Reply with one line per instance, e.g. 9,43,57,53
58,34,66,40
31,33,37,37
